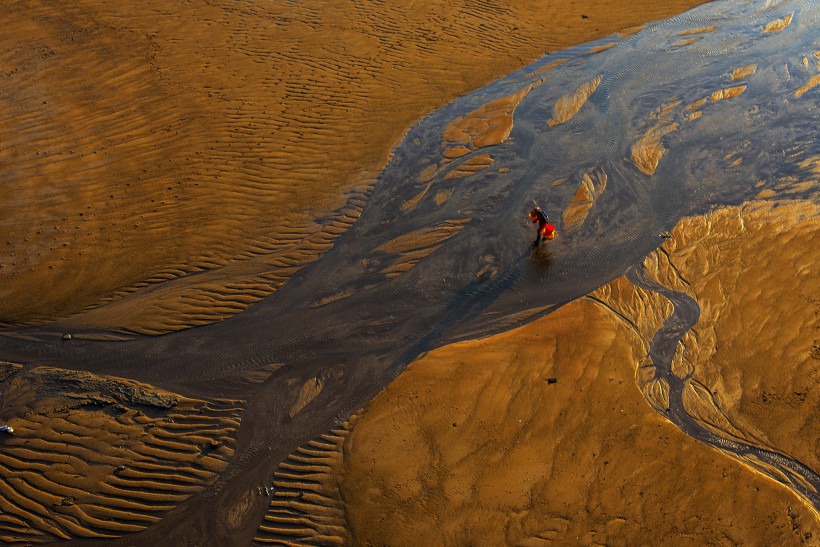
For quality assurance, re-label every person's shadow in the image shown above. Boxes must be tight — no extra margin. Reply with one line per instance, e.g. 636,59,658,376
529,243,553,276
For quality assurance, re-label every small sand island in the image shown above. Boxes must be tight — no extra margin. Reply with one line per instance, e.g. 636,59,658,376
0,0,818,545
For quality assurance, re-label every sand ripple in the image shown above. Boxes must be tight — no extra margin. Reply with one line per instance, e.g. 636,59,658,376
0,364,242,542
254,419,353,545
0,0,705,334
1,0,817,542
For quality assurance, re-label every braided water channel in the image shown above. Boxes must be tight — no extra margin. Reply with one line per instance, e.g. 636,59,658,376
626,265,820,514
0,0,818,542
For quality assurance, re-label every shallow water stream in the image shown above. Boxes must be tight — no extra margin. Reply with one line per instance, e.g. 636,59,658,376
1,0,818,542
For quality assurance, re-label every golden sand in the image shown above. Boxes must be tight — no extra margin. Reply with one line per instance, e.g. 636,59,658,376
628,63,766,178
8,0,781,543
0,0,713,334
255,419,356,545
711,85,747,102
443,86,532,149
586,42,619,55
529,58,570,78
641,199,820,472
562,167,608,230
339,296,818,544
678,25,719,36
0,365,242,542
332,195,820,544
630,122,679,175
547,75,604,127
687,97,709,111
795,74,820,98
764,13,793,33
443,154,495,180
672,36,703,48
372,220,470,280
732,64,758,81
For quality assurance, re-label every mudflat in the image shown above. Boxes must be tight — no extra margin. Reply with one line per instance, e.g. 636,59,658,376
2,0,819,545
0,0,710,333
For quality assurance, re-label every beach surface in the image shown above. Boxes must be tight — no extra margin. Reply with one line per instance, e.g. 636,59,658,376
333,197,818,546
0,0,709,334
1,0,819,545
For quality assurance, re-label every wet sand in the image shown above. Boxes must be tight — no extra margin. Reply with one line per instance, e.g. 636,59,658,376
329,192,819,543
0,0,711,334
3,0,820,545
339,264,818,544
251,193,820,544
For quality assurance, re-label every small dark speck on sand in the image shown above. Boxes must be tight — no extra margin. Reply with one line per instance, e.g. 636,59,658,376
546,378,557,384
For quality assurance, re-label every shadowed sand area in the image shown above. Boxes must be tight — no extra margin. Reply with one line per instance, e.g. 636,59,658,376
2,0,820,545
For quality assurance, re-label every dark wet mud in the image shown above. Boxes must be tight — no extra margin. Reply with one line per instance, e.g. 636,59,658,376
1,0,818,542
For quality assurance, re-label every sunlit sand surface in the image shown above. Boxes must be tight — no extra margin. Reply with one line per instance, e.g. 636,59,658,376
327,196,818,544
338,270,818,544
562,167,607,230
547,74,603,127
642,199,819,473
631,121,680,176
248,191,820,544
795,74,820,98
1,0,818,543
764,13,793,33
443,87,532,149
0,363,241,542
731,64,758,80
0,0,710,335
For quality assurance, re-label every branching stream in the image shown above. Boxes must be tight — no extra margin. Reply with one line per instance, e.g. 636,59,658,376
626,265,820,514
0,0,818,542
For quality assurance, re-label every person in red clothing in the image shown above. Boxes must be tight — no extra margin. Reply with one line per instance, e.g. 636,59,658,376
528,206,556,246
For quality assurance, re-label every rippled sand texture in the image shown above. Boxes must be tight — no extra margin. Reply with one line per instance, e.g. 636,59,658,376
282,0,820,358
283,0,819,541
330,19,820,533
254,419,356,545
0,0,708,335
0,363,241,542
1,0,819,544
